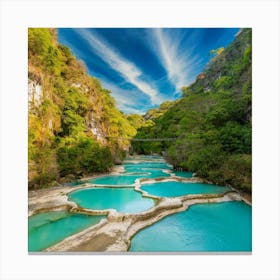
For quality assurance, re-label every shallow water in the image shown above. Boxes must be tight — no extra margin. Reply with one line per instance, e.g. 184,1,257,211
64,181,85,187
129,201,252,252
88,163,171,186
173,170,193,178
123,162,171,178
28,211,106,251
141,181,230,197
68,187,155,213
88,175,142,185
124,162,171,170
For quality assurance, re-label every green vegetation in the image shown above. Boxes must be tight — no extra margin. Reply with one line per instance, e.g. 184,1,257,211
132,29,252,192
28,28,252,193
28,28,136,188
130,101,176,154
56,137,113,176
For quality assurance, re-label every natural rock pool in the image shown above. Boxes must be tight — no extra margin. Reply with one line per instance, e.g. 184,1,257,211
129,201,252,252
141,181,230,197
88,175,143,186
124,161,171,170
68,187,155,213
124,162,171,178
28,211,106,251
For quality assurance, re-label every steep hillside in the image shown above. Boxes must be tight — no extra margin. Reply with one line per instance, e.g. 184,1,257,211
28,28,136,188
132,28,252,192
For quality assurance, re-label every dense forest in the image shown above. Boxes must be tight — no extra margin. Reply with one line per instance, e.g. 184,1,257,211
132,29,252,192
28,28,136,188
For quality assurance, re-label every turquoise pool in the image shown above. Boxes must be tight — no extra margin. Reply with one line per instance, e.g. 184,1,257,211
173,170,193,178
68,187,155,213
129,201,252,252
140,168,170,178
123,161,171,179
88,175,143,185
88,165,170,186
124,162,171,170
141,181,230,197
28,211,106,252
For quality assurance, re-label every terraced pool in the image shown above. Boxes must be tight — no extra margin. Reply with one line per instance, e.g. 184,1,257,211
129,201,252,252
28,211,106,251
68,187,155,213
141,181,230,197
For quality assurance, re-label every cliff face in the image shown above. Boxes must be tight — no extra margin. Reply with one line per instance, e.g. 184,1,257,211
28,28,136,188
182,28,252,122
132,28,252,192
196,29,251,95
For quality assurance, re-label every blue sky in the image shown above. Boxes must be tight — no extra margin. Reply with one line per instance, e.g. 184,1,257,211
58,28,239,115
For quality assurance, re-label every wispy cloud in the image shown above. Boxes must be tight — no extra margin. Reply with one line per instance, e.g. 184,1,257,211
100,79,147,115
73,28,162,105
151,29,202,92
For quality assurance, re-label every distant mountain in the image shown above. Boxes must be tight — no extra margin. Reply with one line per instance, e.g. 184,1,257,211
132,28,252,192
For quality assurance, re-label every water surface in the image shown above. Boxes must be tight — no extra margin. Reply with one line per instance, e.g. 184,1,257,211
130,201,252,252
141,181,230,197
123,162,171,178
125,162,171,170
173,170,193,178
28,211,106,251
88,175,142,185
69,187,155,213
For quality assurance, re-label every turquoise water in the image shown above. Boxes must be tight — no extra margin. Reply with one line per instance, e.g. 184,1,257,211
88,175,143,185
68,187,155,213
141,181,230,197
88,162,171,186
124,169,170,178
28,211,106,251
145,169,170,178
125,162,171,170
123,162,171,179
130,201,252,252
136,168,170,178
173,171,193,178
